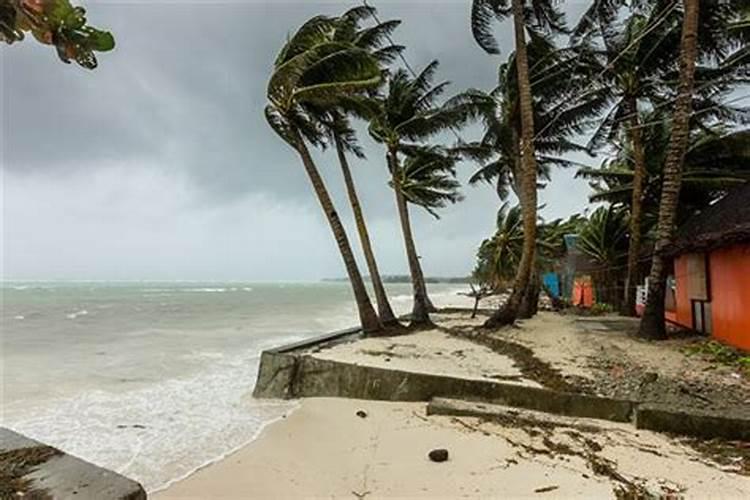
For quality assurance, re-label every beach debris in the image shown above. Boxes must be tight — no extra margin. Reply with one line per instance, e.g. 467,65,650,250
534,485,559,493
351,490,371,499
356,410,368,418
428,448,449,462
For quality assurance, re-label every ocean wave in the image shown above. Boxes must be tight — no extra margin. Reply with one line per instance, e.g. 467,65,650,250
2,333,308,493
66,310,89,320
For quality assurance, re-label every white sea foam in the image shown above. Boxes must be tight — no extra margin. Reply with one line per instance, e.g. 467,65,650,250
2,334,304,493
66,309,89,319
2,281,466,492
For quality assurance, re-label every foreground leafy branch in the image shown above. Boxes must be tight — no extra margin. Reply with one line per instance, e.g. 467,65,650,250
0,0,114,69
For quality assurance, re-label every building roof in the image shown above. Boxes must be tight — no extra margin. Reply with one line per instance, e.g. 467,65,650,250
666,182,750,256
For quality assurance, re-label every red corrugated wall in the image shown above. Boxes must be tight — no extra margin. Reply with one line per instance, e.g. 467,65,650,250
709,244,750,351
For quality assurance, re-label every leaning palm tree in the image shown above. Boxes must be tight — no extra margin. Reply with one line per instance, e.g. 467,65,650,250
366,62,465,325
304,7,405,326
639,0,746,339
574,0,749,316
264,14,383,333
390,147,463,322
470,0,567,327
575,3,680,316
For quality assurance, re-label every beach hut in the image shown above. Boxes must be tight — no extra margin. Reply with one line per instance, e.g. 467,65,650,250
659,183,750,350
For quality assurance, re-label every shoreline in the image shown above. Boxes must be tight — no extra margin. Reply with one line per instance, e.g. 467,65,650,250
155,310,750,498
147,400,302,495
154,397,750,499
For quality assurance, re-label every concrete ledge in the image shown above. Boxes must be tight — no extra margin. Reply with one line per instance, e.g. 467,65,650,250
426,397,614,429
0,428,146,500
252,324,750,441
268,326,362,354
254,353,635,422
635,404,750,441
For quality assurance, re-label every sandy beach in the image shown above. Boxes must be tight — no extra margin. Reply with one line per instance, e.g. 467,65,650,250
155,397,749,499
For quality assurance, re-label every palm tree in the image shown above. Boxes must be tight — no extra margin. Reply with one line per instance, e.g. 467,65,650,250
391,147,463,322
470,0,567,327
473,205,583,313
578,123,750,223
576,205,630,309
574,0,749,316
574,3,680,316
451,33,604,203
639,0,746,339
265,14,383,333
306,7,405,326
473,203,525,290
366,62,465,325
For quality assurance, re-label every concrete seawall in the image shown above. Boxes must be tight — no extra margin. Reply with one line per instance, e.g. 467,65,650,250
253,324,750,442
0,428,146,500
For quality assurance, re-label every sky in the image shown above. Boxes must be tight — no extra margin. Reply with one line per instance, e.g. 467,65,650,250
2,0,597,282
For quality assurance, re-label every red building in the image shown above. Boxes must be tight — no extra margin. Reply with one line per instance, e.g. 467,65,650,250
663,184,750,351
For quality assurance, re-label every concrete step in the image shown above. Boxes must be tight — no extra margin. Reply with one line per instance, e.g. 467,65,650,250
1,428,146,500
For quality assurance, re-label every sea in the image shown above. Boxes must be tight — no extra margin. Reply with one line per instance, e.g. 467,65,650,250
0,280,468,492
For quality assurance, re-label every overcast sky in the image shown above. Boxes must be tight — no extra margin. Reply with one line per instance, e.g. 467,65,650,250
2,0,597,281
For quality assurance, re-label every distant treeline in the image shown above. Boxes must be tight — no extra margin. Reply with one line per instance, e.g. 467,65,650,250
323,275,470,284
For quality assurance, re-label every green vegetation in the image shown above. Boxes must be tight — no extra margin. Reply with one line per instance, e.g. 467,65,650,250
259,1,747,336
1,0,114,68
683,340,750,377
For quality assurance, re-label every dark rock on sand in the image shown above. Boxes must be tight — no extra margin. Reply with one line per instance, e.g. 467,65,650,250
428,448,449,462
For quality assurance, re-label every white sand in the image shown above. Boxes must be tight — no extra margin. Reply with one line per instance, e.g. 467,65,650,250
311,314,539,387
155,398,749,499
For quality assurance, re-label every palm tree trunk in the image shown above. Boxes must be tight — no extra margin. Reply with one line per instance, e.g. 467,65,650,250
291,129,382,334
388,148,432,325
518,267,540,319
639,0,700,340
485,0,538,328
334,134,399,326
622,96,647,316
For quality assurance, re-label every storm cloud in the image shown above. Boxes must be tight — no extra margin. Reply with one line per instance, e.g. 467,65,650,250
2,0,595,281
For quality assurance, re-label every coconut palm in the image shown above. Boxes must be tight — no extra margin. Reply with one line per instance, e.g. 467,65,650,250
576,205,630,309
303,7,405,326
578,123,750,223
469,0,567,327
473,203,524,290
574,0,750,316
265,14,383,333
366,61,465,325
575,4,679,316
473,205,583,314
451,33,604,202
639,0,748,339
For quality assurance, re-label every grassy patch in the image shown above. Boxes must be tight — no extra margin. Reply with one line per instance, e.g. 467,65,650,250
683,340,750,377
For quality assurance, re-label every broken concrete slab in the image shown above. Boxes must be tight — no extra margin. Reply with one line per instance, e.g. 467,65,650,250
0,428,146,500
426,397,616,431
636,404,750,441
